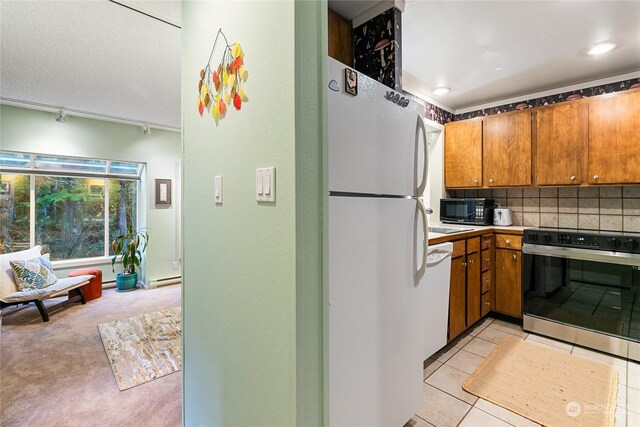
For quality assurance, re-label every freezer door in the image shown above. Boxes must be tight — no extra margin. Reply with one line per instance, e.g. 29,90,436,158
328,58,427,197
329,196,428,427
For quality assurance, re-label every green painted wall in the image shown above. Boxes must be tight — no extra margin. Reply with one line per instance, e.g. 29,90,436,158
182,0,325,425
0,104,182,284
295,1,326,426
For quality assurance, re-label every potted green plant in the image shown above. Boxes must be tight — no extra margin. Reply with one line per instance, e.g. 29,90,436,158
111,225,149,291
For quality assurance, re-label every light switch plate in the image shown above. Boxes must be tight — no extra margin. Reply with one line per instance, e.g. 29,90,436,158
214,175,223,204
256,167,276,202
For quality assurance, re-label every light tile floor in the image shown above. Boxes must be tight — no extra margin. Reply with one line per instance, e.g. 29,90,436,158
405,316,640,427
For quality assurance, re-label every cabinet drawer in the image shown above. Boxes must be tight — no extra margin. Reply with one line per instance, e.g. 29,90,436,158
482,270,492,293
496,234,522,250
467,237,480,254
452,240,466,258
481,234,493,250
481,249,492,271
481,292,491,317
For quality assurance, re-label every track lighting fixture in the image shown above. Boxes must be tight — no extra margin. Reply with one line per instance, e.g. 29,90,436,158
55,109,66,123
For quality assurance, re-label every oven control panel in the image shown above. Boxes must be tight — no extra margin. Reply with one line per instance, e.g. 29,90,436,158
524,229,640,253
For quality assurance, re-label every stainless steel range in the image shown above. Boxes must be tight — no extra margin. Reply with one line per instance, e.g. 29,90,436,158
522,228,640,361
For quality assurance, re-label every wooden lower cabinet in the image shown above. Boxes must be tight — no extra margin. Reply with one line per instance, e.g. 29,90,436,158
495,248,522,317
449,256,467,339
466,252,481,326
446,231,522,340
481,292,491,317
481,270,492,293
448,237,482,341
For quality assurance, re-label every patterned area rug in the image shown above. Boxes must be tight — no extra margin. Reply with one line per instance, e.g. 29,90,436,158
98,306,181,391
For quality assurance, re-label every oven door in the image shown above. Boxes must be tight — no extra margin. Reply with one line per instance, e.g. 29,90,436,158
522,244,640,343
440,199,476,224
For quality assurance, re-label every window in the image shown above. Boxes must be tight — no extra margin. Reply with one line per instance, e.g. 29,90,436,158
0,174,30,253
35,176,105,260
108,179,137,255
0,151,143,261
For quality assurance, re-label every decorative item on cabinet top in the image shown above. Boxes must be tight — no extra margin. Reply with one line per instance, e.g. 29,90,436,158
353,7,401,91
197,28,249,125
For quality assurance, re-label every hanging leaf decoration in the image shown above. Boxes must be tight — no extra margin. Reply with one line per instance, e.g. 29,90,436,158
197,29,249,126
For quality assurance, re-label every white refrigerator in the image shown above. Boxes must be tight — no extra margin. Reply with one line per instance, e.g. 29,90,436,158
328,57,431,427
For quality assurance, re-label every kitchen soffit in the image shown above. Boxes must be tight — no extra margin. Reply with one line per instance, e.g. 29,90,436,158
331,0,640,112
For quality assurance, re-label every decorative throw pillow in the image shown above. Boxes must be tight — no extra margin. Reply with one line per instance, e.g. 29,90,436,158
10,254,58,291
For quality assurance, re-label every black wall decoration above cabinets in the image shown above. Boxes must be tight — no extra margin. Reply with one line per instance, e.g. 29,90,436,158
353,8,402,91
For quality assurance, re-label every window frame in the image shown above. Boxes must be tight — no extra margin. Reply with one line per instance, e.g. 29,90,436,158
0,151,144,180
0,151,144,261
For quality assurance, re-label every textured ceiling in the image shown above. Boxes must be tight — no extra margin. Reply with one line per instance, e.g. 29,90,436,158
0,0,181,129
330,0,640,111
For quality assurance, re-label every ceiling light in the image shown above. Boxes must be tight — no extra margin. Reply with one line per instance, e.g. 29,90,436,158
55,109,66,123
143,124,151,135
432,87,451,96
587,42,616,56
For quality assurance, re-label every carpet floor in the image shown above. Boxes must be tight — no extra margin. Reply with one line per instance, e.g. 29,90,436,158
1,284,182,427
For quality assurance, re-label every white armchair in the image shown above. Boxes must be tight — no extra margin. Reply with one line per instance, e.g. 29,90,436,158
0,246,94,322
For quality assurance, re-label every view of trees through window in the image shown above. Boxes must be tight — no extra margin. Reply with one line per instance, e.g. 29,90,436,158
109,179,137,256
0,174,30,253
0,170,139,260
35,176,106,260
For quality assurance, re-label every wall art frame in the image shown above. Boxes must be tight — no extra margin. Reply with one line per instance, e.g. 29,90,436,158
155,179,172,205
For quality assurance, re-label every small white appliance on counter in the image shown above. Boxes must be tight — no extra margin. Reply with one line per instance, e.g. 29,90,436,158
493,207,513,226
424,242,453,358
327,57,431,427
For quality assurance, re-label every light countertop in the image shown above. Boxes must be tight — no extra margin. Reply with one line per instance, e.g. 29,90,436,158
428,223,530,244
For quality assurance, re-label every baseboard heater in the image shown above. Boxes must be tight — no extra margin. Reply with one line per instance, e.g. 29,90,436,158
149,276,182,287
102,276,181,289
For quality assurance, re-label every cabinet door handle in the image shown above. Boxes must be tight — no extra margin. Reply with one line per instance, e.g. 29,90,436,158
512,254,517,260
484,302,491,306
570,175,576,181
593,175,599,181
469,259,474,264
462,262,467,267
505,240,511,246
489,178,494,184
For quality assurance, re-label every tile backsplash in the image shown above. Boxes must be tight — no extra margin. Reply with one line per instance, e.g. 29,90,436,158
448,187,640,232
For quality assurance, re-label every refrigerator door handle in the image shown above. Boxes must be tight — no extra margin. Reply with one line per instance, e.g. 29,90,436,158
415,115,428,197
415,199,429,285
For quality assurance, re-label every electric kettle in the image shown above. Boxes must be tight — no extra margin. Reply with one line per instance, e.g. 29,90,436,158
493,208,513,226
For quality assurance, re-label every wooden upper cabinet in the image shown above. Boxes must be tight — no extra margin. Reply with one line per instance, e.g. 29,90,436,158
483,110,532,187
444,120,483,188
588,89,640,184
328,9,353,67
535,102,587,186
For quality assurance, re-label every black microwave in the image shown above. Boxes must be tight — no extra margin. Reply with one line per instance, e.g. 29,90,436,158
440,198,495,225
